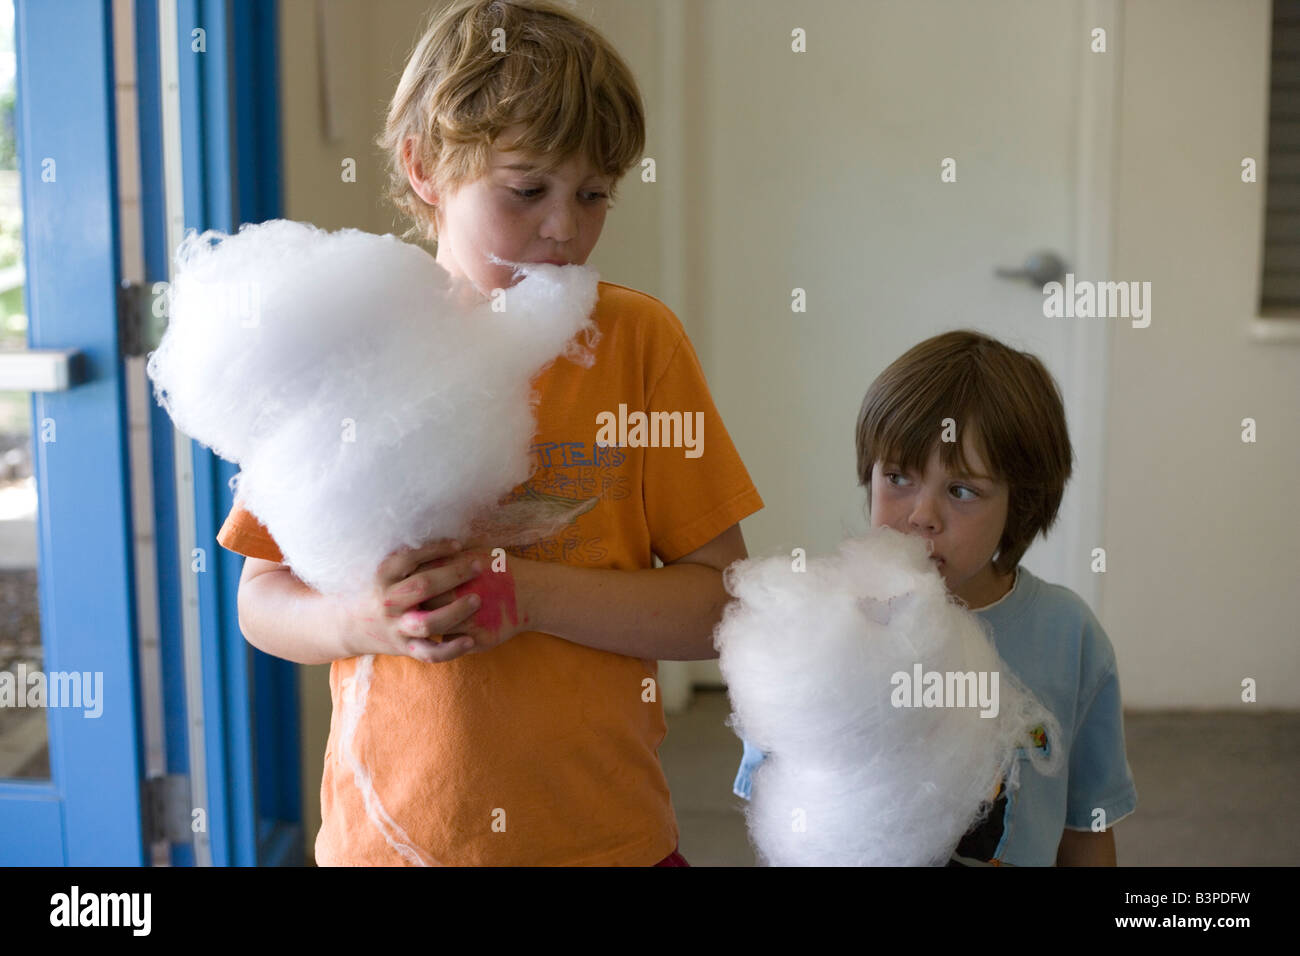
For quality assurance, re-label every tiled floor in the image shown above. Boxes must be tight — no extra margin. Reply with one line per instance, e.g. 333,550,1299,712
660,690,1300,867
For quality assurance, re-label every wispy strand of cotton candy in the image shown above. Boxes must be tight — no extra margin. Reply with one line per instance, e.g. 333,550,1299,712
714,528,1063,867
339,655,439,865
145,219,601,595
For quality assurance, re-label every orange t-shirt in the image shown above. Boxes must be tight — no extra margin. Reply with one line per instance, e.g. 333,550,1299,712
216,280,763,865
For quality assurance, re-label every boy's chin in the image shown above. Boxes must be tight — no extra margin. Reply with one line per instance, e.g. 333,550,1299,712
930,558,960,590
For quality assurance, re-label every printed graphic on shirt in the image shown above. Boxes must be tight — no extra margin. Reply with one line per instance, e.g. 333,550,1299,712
504,440,626,564
1029,723,1050,755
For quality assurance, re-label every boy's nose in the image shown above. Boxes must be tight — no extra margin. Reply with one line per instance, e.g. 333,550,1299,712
908,497,941,532
540,203,579,243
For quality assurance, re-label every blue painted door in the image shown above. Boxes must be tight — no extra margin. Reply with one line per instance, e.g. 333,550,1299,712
160,0,302,867
0,0,145,864
0,0,300,866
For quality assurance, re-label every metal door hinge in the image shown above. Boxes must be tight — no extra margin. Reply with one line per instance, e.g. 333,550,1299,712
141,773,192,845
118,280,169,357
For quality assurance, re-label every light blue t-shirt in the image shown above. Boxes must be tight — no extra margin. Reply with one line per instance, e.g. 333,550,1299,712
730,565,1138,866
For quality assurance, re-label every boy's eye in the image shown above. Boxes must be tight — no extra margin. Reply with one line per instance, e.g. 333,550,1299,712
950,484,978,501
509,186,609,202
884,472,909,487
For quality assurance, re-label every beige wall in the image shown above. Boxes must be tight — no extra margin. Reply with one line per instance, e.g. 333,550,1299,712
1101,1,1299,707
280,0,420,237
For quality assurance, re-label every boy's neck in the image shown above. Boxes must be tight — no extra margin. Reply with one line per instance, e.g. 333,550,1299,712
953,564,1017,610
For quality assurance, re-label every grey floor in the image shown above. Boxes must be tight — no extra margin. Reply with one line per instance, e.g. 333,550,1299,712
660,690,1300,866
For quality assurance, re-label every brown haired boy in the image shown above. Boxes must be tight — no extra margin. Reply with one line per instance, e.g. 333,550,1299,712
735,330,1136,866
221,0,762,865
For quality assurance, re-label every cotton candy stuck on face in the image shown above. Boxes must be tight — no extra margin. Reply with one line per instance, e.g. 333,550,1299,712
714,528,1063,867
145,219,600,595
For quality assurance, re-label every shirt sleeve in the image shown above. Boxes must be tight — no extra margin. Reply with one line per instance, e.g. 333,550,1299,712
216,499,286,563
641,327,763,563
1063,653,1138,831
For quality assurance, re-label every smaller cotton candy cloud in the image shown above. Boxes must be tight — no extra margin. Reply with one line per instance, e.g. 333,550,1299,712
714,528,1063,867
146,219,600,595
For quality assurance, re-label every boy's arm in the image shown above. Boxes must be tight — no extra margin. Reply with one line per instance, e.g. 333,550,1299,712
499,523,748,661
237,557,365,665
221,507,361,665
664,521,748,571
1056,827,1117,866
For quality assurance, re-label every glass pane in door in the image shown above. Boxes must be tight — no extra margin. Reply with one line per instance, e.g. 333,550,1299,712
0,0,48,781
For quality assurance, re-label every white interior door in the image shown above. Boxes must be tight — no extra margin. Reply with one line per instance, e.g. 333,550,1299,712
673,0,1116,689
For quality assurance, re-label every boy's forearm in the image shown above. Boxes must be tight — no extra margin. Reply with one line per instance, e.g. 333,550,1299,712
238,569,360,665
1056,827,1117,866
520,559,728,661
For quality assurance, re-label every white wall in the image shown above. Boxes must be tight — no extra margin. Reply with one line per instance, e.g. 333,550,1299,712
599,0,1300,709
1100,0,1299,707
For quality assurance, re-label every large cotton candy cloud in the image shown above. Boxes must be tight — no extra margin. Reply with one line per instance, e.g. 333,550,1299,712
715,528,1063,867
146,219,600,595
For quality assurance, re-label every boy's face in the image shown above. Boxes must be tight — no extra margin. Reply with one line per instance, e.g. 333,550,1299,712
409,124,613,296
869,434,1013,608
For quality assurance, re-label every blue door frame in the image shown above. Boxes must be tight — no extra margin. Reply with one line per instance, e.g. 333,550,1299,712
1,0,143,866
1,0,300,866
148,0,302,867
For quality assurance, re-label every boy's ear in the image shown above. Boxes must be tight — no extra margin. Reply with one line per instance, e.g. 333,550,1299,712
403,138,439,206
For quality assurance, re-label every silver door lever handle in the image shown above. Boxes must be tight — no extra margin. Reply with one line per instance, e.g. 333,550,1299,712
0,349,81,391
995,251,1068,287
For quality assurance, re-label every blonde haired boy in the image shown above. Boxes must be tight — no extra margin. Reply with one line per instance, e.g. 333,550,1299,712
222,0,762,866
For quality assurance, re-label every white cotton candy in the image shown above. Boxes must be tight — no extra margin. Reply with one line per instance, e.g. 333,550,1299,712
146,219,600,595
714,528,1063,867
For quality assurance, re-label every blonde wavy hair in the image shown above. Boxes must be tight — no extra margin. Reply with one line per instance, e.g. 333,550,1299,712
376,0,647,244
